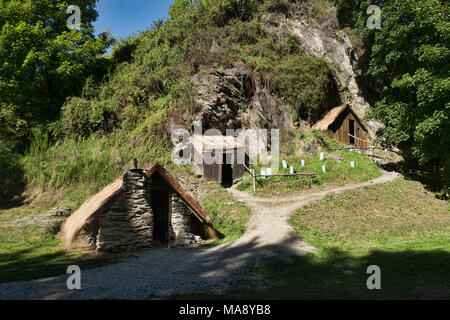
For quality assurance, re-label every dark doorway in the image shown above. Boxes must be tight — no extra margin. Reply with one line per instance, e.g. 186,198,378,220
151,190,170,244
349,119,355,145
221,153,233,188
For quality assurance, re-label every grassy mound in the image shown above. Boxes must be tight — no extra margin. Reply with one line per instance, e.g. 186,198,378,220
181,177,450,299
237,130,382,196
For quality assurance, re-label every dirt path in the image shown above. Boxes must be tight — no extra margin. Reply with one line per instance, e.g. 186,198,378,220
0,171,399,300
221,170,400,258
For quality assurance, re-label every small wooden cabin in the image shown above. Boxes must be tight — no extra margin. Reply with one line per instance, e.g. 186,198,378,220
313,104,370,148
191,135,245,187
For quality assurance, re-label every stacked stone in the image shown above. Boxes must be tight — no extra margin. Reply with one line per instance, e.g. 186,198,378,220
170,193,204,247
177,177,199,196
96,170,154,252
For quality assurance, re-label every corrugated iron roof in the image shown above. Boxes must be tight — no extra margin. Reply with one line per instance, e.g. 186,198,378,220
191,135,245,151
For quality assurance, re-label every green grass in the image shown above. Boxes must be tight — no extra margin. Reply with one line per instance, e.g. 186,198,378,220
0,170,251,283
289,177,449,252
200,182,251,244
182,177,450,299
1,110,173,212
0,208,110,283
237,150,382,196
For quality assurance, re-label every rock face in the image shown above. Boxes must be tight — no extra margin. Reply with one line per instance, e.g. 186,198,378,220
9,206,71,234
94,170,205,253
191,67,252,131
263,6,382,138
188,4,381,139
191,63,294,133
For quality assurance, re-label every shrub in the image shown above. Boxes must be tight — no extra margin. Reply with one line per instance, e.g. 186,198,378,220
206,0,263,26
59,98,116,139
273,54,337,123
264,0,292,15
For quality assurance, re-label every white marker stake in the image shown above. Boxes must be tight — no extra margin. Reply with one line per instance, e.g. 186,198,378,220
350,161,355,168
322,165,326,174
301,160,305,167
320,153,324,160
282,160,287,168
267,168,272,176
261,169,266,178
290,166,294,174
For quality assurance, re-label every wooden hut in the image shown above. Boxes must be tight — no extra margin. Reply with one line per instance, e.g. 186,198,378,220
191,135,245,186
61,163,217,253
313,104,370,148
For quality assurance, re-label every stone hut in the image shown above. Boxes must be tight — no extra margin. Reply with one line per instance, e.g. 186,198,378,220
61,163,217,253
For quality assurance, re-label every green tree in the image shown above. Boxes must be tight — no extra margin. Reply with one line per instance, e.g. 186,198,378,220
334,0,450,183
0,0,113,153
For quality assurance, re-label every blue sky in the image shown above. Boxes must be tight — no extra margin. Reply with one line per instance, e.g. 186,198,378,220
93,0,174,39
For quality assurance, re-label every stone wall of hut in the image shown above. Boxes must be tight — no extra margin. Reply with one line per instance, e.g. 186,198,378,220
94,169,204,252
96,170,154,252
170,193,205,247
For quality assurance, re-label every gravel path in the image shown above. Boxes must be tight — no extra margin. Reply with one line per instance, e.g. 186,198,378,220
0,171,399,300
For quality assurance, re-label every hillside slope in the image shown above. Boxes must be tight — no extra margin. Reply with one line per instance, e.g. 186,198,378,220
2,0,382,213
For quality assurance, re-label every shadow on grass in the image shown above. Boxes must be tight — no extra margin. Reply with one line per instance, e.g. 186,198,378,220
161,245,450,300
0,232,448,300
0,245,112,284
0,154,26,210
226,248,450,300
381,161,447,199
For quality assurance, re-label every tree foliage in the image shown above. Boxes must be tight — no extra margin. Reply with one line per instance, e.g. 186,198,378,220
0,0,113,153
334,0,450,182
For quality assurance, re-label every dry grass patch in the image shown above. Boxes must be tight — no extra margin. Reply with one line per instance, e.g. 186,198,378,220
291,177,449,252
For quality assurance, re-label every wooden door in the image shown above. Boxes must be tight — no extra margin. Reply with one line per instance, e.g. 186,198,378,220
151,190,170,244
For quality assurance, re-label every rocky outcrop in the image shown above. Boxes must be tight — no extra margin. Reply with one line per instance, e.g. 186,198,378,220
260,5,382,138
189,4,381,140
9,207,71,234
191,67,252,131
190,63,294,133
